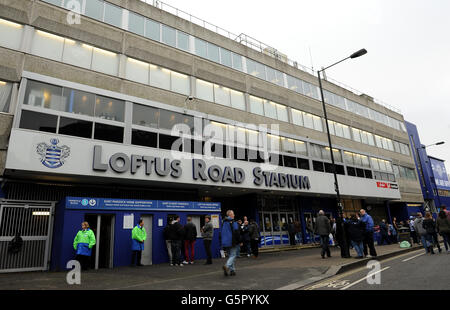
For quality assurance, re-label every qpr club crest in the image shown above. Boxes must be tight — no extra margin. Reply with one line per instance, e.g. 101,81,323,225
36,138,71,169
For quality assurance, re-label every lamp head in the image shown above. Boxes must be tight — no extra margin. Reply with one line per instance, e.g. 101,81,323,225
350,48,367,59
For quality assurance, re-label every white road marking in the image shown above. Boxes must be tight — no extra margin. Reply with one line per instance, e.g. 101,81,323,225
339,266,391,290
402,252,426,262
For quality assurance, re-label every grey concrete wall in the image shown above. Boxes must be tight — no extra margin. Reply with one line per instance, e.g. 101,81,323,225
0,113,13,176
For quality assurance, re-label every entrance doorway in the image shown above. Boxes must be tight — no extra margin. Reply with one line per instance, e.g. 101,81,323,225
84,214,114,269
259,211,299,246
140,215,153,266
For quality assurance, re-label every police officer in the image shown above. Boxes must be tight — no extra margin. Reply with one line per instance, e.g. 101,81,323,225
73,222,96,270
131,219,147,266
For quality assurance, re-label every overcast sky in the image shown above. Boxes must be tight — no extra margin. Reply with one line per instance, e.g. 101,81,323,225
162,0,450,166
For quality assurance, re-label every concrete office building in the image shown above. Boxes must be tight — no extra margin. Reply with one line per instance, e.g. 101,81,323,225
0,0,423,272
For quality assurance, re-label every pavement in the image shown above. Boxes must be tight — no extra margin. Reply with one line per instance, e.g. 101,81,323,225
0,243,424,290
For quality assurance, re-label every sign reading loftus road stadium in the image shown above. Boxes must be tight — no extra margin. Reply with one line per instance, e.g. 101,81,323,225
5,130,401,199
92,145,311,190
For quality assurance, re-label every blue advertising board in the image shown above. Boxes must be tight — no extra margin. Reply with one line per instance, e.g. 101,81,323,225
430,158,450,190
65,197,221,212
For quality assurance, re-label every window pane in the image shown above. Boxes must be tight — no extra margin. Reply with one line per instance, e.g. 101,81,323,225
84,0,104,20
353,154,363,166
132,104,159,128
31,30,64,61
161,25,176,47
94,96,125,122
126,58,149,84
196,79,214,102
171,71,190,95
150,65,171,90
159,110,194,134
361,131,369,144
195,38,207,58
333,149,343,163
264,101,277,119
207,43,220,63
232,54,243,71
375,135,383,148
0,81,12,113
295,140,307,156
303,112,313,129
249,96,264,116
24,80,63,111
177,31,189,51
104,2,122,28
291,109,303,126
91,47,119,76
230,89,245,110
19,110,57,133
281,138,295,154
335,123,344,137
367,133,375,146
276,104,288,122
59,117,92,138
61,88,95,116
313,115,323,131
128,12,144,35
220,48,232,67
145,19,160,41
94,123,123,143
0,19,24,50
42,0,63,6
344,152,354,165
132,129,157,148
311,144,322,159
381,137,388,150
275,70,284,87
62,40,93,69
378,159,387,171
352,128,361,142
342,125,351,139
214,85,230,106
322,147,331,161
266,67,276,84
387,139,394,151
371,158,379,170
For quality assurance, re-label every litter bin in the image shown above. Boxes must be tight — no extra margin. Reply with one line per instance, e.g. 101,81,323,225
398,227,411,243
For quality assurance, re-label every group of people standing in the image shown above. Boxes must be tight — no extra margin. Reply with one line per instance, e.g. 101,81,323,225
313,209,378,259
413,208,450,254
163,215,215,266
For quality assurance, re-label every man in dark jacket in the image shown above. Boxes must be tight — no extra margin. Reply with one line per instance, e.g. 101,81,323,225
168,216,184,266
183,217,197,264
201,215,214,264
288,220,296,246
314,210,332,258
379,220,390,245
360,209,377,257
345,214,366,258
163,222,173,265
248,219,260,258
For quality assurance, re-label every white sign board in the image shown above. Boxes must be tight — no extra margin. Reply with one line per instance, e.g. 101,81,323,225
123,213,134,230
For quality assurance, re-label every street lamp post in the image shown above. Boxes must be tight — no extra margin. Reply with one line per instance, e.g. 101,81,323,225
317,48,367,258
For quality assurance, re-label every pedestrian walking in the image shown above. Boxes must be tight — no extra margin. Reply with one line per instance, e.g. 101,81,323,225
294,220,303,244
344,214,366,258
221,210,241,276
201,215,214,264
314,210,332,259
131,219,147,267
183,217,197,265
360,209,377,257
330,218,337,246
73,221,96,270
335,215,351,258
163,221,173,265
436,211,450,253
168,216,185,266
248,219,260,258
8,231,23,255
414,213,429,253
379,220,390,245
422,212,442,254
442,206,450,221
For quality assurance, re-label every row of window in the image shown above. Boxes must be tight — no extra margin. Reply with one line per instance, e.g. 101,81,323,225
37,2,406,133
0,20,411,157
22,79,402,177
323,90,406,131
393,165,417,180
20,107,396,182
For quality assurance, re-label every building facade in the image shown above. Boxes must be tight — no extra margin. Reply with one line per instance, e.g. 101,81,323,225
0,0,423,272
406,121,450,215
